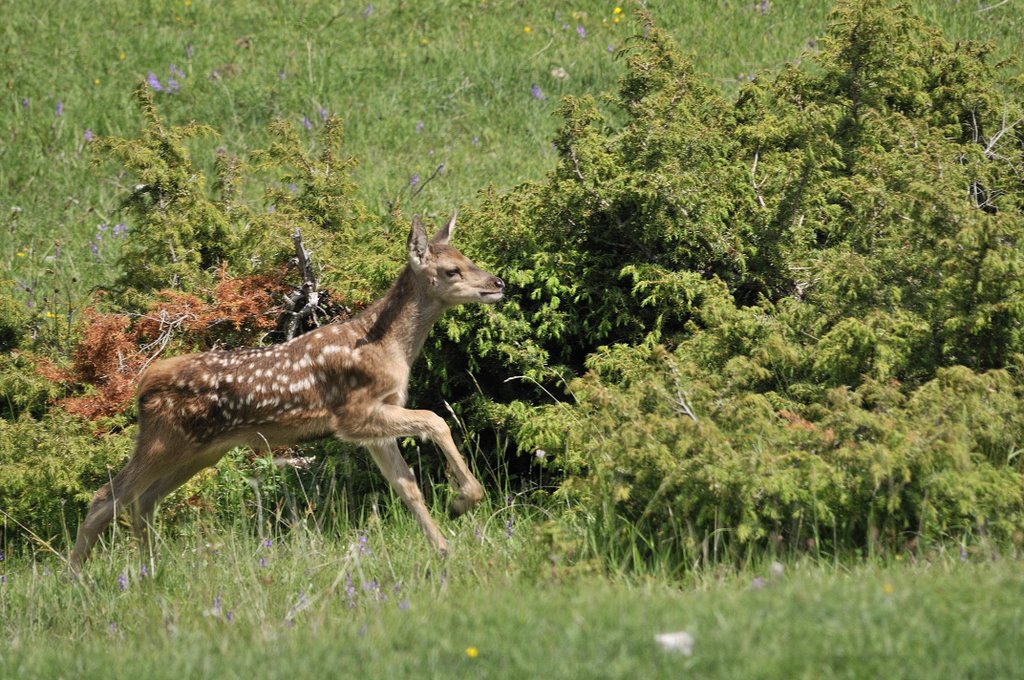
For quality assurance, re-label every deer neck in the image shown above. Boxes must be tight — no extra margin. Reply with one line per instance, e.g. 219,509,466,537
355,265,446,366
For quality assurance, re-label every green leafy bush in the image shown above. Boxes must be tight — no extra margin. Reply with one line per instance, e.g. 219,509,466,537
0,412,133,546
531,344,1024,566
449,1,1024,565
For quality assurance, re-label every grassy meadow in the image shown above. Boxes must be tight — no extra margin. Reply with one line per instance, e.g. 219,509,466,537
3,496,1024,679
4,1,1024,677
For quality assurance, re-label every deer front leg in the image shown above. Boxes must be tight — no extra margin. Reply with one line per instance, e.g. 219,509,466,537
345,405,484,520
364,439,450,554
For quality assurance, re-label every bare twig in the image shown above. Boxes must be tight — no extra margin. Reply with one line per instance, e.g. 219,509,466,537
977,0,1010,13
751,148,767,209
568,146,587,183
665,358,698,422
275,228,326,340
410,162,446,199
983,111,1023,159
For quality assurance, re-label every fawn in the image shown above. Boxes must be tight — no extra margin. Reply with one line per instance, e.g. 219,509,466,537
69,213,505,571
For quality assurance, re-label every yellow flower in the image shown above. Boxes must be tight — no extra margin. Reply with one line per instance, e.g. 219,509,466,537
613,16,621,24
419,37,429,46
94,78,101,85
882,582,895,595
45,311,55,318
465,647,479,659
118,51,126,60
184,0,192,6
613,6,622,14
523,25,532,33
16,251,25,257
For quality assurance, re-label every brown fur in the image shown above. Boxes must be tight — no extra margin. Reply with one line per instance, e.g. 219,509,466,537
69,213,504,571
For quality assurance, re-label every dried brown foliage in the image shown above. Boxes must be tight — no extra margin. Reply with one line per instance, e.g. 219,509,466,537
50,271,289,420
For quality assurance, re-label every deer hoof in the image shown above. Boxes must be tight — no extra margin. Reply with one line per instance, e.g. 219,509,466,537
449,485,483,518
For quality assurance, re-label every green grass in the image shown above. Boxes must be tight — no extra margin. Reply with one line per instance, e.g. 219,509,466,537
2,505,1022,679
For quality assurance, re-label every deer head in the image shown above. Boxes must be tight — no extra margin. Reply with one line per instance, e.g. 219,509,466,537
408,211,505,306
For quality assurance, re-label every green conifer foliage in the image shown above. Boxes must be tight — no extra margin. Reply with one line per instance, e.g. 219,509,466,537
453,1,1024,562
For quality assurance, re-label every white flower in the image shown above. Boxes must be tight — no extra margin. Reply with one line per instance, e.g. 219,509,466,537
769,561,785,578
654,631,694,656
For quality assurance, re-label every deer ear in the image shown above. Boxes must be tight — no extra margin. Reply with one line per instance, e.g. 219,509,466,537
408,215,429,265
431,209,456,245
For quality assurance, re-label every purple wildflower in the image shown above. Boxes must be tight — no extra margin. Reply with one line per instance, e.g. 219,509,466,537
113,222,127,238
319,107,328,121
258,557,267,568
409,174,420,188
226,611,234,623
278,69,286,80
118,571,128,591
108,621,117,633
263,538,272,548
84,129,94,142
211,593,222,616
362,4,374,18
21,97,29,109
345,574,357,608
91,241,99,259
399,599,410,611
147,71,163,91
0,550,5,562
531,84,544,100
504,515,514,539
169,64,185,79
959,545,968,563
416,120,424,133
576,25,586,39
752,577,766,589
608,44,615,53
43,564,51,577
167,78,180,93
357,532,369,555
55,100,63,116
186,43,194,60
302,115,312,130
139,564,148,578
0,575,5,585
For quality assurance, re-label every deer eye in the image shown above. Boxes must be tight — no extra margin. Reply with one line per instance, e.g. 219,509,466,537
445,267,461,278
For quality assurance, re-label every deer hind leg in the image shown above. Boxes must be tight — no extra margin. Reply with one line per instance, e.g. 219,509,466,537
364,439,450,555
69,441,168,573
130,453,219,560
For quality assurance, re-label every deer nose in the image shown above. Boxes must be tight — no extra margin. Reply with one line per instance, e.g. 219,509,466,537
492,276,505,290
